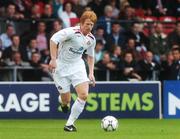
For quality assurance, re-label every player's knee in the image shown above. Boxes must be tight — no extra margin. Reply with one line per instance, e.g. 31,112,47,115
78,93,88,101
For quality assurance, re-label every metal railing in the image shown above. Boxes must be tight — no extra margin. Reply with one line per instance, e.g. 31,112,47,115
0,67,159,82
0,66,52,81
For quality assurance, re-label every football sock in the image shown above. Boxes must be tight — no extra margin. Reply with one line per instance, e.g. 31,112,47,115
66,98,86,126
58,95,62,103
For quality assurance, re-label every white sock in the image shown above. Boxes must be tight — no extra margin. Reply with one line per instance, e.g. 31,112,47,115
66,98,86,126
58,95,62,103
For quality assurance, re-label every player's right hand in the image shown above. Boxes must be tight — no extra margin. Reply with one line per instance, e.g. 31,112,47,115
49,59,57,73
89,74,96,87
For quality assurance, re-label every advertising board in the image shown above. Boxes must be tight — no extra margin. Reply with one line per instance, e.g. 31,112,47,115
0,82,161,118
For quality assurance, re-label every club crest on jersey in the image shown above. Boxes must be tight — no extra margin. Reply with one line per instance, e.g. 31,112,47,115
87,41,91,45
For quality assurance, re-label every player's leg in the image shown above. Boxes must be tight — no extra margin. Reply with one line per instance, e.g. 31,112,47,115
64,70,89,131
64,62,89,132
58,92,71,113
53,71,71,113
59,92,71,105
64,81,89,132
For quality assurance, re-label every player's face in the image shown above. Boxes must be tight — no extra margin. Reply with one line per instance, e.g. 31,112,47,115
80,19,94,35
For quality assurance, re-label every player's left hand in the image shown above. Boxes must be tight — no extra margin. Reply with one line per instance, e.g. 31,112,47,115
89,74,95,87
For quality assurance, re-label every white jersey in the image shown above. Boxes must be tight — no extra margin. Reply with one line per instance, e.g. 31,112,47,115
50,26,96,64
50,26,96,76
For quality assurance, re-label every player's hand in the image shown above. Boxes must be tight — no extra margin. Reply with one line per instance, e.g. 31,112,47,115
89,74,95,87
49,59,57,73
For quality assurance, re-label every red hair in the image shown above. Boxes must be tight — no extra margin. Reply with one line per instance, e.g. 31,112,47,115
80,11,97,24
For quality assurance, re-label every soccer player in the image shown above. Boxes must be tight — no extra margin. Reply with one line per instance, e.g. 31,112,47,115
49,11,97,132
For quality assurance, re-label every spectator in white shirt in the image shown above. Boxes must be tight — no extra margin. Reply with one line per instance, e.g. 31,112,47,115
58,2,77,28
0,24,15,50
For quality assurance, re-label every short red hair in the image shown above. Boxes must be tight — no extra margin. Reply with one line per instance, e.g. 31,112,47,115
80,11,97,24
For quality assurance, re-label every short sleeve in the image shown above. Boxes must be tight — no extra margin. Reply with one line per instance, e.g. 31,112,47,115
86,40,96,57
50,27,73,45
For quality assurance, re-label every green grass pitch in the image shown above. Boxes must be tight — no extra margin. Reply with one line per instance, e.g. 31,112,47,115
0,119,180,139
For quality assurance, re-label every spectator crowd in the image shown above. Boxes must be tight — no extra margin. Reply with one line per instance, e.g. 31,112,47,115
0,0,179,81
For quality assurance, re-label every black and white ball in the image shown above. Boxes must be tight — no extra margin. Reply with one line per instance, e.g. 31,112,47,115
101,116,118,131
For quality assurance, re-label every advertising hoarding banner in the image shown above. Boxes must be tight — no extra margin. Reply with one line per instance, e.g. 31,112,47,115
0,82,161,119
164,81,180,118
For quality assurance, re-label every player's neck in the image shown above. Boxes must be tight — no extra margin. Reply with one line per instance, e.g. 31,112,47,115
80,27,89,36
81,30,88,36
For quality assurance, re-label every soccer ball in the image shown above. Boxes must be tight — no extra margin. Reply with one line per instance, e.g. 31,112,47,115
101,116,118,131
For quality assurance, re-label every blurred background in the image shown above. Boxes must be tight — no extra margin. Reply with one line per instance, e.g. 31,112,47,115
0,0,179,82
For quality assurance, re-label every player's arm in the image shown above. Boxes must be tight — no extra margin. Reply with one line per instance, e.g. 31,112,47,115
86,39,96,86
49,40,58,71
87,55,95,86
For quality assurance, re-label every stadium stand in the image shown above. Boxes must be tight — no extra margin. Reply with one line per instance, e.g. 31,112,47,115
0,0,179,81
